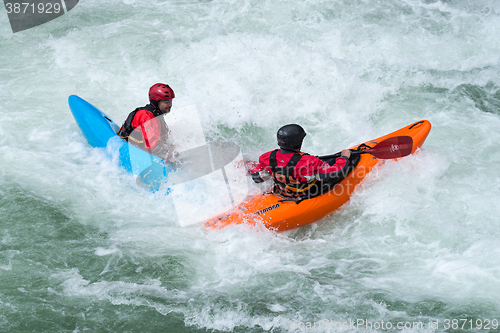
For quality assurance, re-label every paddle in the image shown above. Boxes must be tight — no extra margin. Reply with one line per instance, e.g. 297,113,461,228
243,136,414,175
320,136,414,160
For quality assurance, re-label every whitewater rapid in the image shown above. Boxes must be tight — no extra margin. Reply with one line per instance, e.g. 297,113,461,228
1,0,500,332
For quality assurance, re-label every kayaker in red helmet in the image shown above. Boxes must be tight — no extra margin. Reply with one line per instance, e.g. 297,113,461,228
250,124,352,200
118,83,175,159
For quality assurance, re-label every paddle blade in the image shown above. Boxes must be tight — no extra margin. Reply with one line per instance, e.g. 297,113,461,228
366,136,413,159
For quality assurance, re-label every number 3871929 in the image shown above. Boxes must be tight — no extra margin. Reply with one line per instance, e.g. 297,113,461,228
443,319,498,330
5,2,62,14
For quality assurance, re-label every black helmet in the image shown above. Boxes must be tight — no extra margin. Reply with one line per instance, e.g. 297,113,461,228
277,124,306,151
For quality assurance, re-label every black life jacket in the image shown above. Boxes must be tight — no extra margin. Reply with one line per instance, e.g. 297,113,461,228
118,104,169,149
269,150,319,199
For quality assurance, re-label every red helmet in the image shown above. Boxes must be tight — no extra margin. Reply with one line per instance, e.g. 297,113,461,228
149,83,175,102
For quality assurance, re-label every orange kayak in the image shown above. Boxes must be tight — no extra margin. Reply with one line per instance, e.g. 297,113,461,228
205,120,431,232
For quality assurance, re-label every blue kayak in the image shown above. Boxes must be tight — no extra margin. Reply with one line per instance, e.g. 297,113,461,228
68,95,174,189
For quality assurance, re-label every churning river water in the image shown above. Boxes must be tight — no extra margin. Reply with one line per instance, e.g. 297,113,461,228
1,0,500,332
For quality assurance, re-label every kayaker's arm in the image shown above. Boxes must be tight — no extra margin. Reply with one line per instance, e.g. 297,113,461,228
309,150,350,182
250,152,273,183
151,142,176,162
132,111,164,150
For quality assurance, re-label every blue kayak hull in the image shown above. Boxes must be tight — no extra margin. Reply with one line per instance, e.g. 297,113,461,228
68,95,172,188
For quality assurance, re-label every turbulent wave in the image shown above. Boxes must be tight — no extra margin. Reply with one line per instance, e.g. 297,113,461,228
1,0,500,332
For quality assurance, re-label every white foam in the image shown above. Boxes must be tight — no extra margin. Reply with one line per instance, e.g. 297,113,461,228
2,0,500,330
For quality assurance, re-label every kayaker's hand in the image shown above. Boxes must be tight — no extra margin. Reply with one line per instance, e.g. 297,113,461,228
341,149,351,159
251,170,271,183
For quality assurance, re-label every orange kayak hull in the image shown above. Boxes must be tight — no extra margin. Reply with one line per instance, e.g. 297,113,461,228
205,120,431,232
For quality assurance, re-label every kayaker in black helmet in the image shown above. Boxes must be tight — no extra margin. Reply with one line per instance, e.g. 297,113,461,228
250,124,351,199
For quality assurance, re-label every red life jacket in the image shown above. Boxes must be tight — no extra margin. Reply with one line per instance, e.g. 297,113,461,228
118,104,169,150
268,150,319,198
